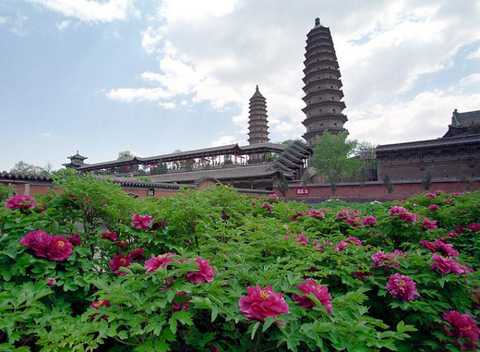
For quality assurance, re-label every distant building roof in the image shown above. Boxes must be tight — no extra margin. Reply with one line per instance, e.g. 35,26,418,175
376,134,480,154
444,109,480,138
77,143,286,172
148,163,291,183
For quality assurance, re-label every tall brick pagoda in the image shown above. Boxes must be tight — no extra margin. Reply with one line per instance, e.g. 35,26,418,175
302,18,347,145
248,85,270,145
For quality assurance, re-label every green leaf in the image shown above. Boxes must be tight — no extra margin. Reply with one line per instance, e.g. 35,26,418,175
250,321,260,340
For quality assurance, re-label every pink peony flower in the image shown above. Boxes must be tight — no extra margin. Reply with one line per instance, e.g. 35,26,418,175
47,278,56,287
371,250,404,269
91,299,110,309
386,273,419,301
186,257,215,284
443,310,480,351
261,203,273,212
399,211,417,223
336,209,361,226
432,255,472,275
362,215,377,226
296,233,309,246
109,254,132,275
67,234,81,246
145,253,175,272
425,192,438,199
268,193,280,201
5,195,36,210
347,236,362,246
420,239,459,257
101,231,118,241
292,279,332,313
307,209,325,219
46,236,73,261
312,239,324,252
335,240,349,251
428,204,440,212
389,206,408,216
239,285,289,321
128,248,145,261
131,214,153,230
20,230,52,258
467,223,480,233
423,218,438,230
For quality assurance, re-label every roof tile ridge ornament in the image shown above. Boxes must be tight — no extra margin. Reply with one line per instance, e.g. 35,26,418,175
315,17,320,27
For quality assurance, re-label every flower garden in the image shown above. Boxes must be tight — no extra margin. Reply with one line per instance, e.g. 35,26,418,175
0,172,479,351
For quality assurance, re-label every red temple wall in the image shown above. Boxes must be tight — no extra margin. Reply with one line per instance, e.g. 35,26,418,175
285,180,480,202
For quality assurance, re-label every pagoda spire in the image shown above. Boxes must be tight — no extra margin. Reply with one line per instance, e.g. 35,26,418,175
301,18,348,145
248,85,269,145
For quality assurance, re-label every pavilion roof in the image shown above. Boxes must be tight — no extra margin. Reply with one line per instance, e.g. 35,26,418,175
148,163,293,183
77,143,286,172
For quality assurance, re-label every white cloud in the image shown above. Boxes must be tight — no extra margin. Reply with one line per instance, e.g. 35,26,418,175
107,0,480,144
467,47,480,60
159,0,238,24
29,0,138,22
210,134,241,147
458,73,480,88
0,14,29,35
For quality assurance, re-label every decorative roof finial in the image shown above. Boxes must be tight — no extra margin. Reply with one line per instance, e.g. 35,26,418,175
256,84,259,92
315,18,320,26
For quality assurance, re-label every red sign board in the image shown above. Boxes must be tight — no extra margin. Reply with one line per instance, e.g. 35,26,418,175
295,187,310,196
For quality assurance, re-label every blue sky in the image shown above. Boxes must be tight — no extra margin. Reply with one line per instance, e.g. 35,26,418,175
1,0,480,170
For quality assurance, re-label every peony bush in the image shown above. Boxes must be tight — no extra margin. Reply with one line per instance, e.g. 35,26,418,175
0,171,479,351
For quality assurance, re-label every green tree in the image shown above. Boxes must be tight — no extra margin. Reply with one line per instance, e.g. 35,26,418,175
10,161,52,176
311,132,361,193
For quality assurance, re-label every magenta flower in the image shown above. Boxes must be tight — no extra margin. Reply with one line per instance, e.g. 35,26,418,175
467,223,480,232
423,218,438,230
292,279,332,313
47,278,57,287
336,236,362,251
296,233,309,246
186,257,215,284
128,248,145,261
307,209,325,219
131,214,153,230
144,253,175,272
425,192,438,199
20,230,52,258
109,254,132,275
239,285,289,321
428,204,440,212
371,250,404,269
399,211,417,223
389,206,407,216
432,255,472,275
101,230,118,241
46,236,73,261
420,239,459,257
443,310,479,351
389,206,417,223
91,299,110,309
336,209,361,226
261,203,273,212
172,291,190,312
5,195,36,210
312,239,324,252
386,273,419,301
67,234,81,246
362,215,377,226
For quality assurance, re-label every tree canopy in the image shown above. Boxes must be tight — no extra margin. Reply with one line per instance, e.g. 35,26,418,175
311,132,361,191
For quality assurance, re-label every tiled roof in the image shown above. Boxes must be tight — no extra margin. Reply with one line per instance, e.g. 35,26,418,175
0,171,187,190
376,134,480,153
149,163,291,183
77,143,286,172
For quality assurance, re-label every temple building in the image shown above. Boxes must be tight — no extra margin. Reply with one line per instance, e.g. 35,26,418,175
66,85,311,190
376,109,480,182
302,18,348,145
